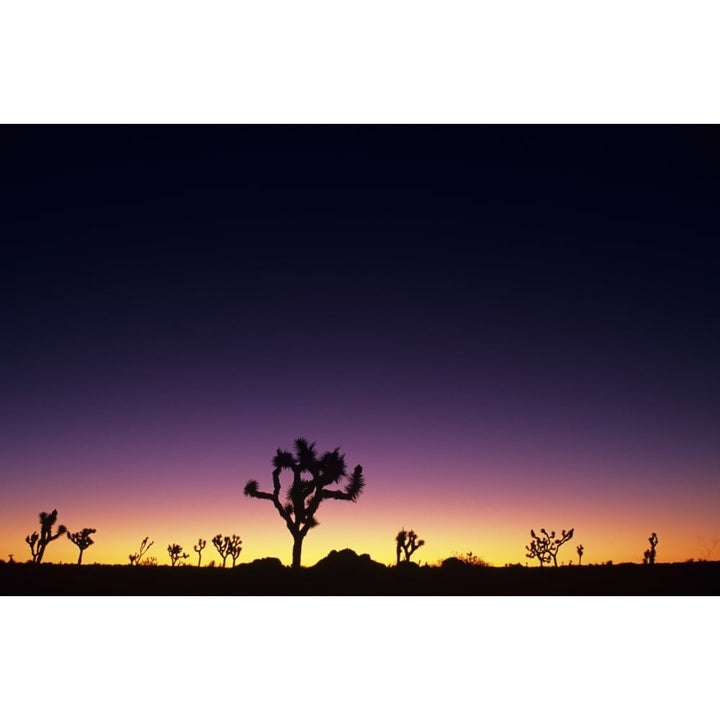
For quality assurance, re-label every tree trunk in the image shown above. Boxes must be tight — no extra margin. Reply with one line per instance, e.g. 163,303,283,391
292,534,303,569
78,549,84,565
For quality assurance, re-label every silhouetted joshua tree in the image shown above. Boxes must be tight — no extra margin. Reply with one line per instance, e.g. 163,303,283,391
643,532,659,564
67,528,96,565
526,528,574,567
396,528,425,564
129,536,154,566
25,509,67,564
212,534,242,567
576,544,584,565
167,543,189,566
244,437,365,569
194,538,206,567
212,534,230,567
227,535,242,567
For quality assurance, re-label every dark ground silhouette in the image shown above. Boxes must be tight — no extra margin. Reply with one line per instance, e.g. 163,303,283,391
2,550,719,595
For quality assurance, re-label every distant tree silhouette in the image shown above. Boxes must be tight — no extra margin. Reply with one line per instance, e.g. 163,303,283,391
525,528,574,567
67,528,96,565
244,438,365,569
697,534,718,560
395,528,425,564
212,534,242,567
227,535,242,567
129,536,154,566
167,544,189,566
212,534,230,566
576,544,584,565
25,509,67,564
643,532,659,564
194,538,206,567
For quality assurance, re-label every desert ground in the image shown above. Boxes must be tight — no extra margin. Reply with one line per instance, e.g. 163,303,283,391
3,550,719,595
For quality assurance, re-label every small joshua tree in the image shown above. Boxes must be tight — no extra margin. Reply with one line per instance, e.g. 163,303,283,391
526,529,551,567
194,538,206,567
67,528,97,565
526,528,574,567
212,534,231,567
396,528,425,564
129,536,154,566
25,509,67,564
576,544,584,565
167,543,189,566
244,438,365,569
212,534,242,567
26,532,41,563
643,532,659,564
227,535,242,567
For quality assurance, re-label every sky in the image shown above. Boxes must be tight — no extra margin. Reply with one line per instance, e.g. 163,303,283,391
2,125,719,568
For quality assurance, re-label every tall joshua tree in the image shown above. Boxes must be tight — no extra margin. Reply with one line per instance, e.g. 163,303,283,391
244,437,365,569
25,509,67,564
194,538,206,567
67,528,97,565
526,528,574,567
396,528,425,564
643,532,659,564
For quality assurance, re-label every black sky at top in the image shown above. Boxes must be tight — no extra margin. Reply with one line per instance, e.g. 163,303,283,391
2,125,719,428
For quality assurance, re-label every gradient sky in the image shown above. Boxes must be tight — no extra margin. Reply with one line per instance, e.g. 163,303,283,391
2,125,719,568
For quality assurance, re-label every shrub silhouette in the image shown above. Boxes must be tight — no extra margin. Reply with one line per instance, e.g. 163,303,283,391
67,528,97,565
244,437,365,569
454,551,488,567
643,532,659,564
395,528,425,564
25,509,67,564
525,528,574,567
167,543,189,566
212,534,242,567
193,538,206,567
129,537,154,566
